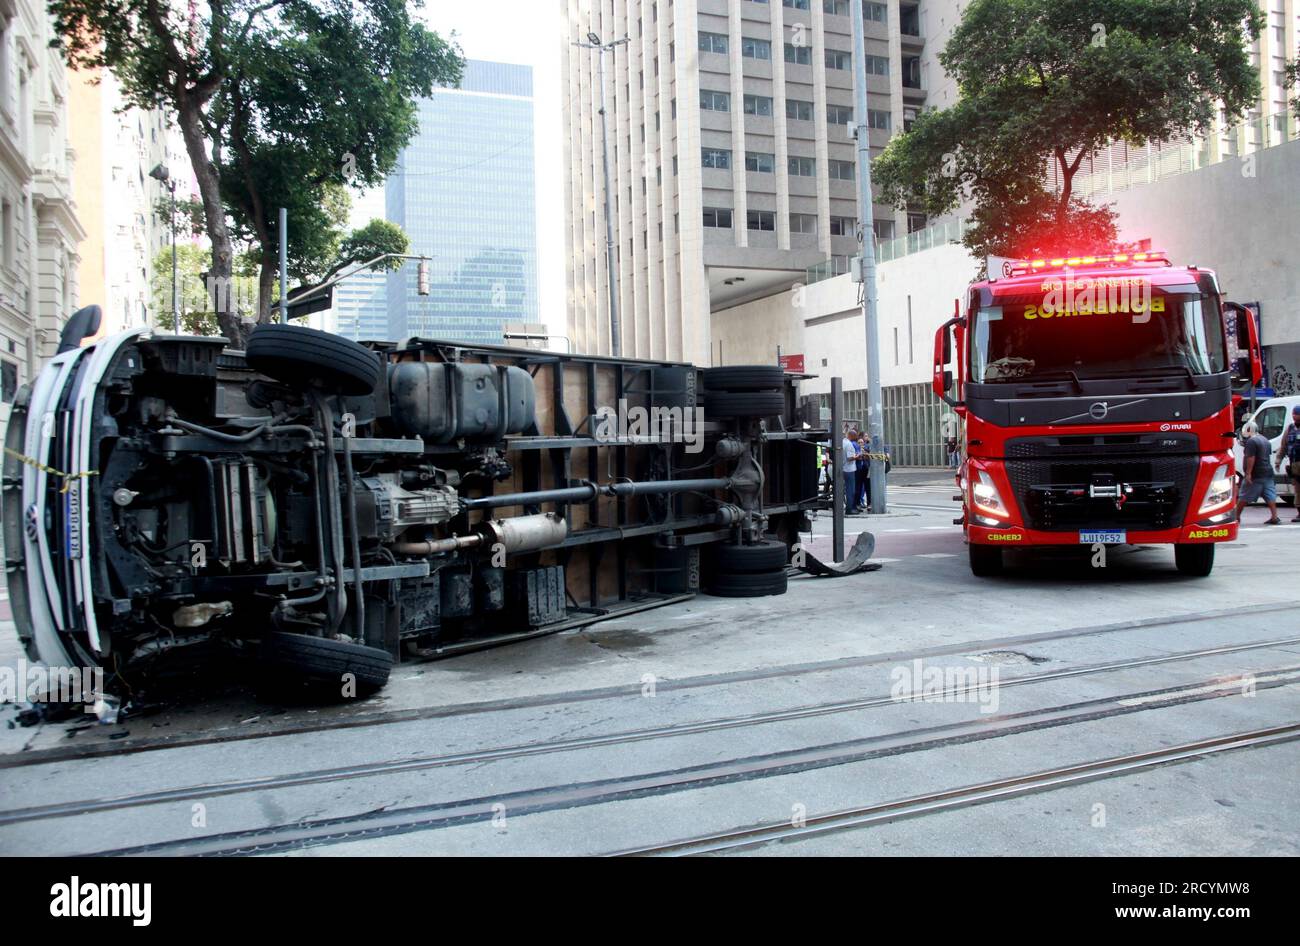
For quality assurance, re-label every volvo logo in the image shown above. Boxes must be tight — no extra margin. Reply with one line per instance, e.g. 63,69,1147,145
1088,402,1109,420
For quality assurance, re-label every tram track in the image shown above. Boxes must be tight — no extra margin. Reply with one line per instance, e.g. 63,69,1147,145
73,666,1300,856
4,633,1298,827
5,601,1294,770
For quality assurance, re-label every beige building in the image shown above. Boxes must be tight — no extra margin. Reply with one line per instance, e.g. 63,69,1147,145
69,68,172,337
562,0,929,364
0,0,84,430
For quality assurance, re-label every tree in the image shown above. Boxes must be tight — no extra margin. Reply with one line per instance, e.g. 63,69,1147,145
50,0,461,344
151,244,257,335
214,2,461,321
873,0,1263,261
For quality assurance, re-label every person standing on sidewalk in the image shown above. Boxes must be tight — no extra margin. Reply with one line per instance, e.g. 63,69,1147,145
856,433,870,513
1276,405,1300,523
841,426,860,514
1236,421,1281,525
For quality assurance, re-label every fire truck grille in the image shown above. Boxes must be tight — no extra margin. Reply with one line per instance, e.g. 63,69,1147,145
1005,456,1199,532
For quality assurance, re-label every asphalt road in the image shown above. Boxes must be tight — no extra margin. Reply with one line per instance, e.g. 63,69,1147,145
1,478,1297,856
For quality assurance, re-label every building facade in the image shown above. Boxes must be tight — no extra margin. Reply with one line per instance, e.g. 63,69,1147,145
68,68,172,337
562,0,928,364
0,0,84,431
384,59,538,344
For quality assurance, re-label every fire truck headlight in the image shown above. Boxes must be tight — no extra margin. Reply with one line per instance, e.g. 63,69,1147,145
972,469,1008,519
1198,464,1234,515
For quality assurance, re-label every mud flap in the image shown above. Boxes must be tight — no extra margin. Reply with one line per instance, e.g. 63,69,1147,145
798,531,882,577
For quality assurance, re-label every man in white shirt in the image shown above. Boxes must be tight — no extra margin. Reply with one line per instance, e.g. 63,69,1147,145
841,427,860,514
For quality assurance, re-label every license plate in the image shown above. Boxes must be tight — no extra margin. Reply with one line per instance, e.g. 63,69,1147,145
1079,530,1125,545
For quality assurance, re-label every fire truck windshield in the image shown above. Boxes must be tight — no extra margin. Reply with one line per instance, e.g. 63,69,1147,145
971,281,1228,384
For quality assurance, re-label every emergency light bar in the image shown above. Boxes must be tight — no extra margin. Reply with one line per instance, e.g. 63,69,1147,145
1008,250,1170,276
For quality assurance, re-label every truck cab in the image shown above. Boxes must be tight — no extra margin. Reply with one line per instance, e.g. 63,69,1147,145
933,252,1263,577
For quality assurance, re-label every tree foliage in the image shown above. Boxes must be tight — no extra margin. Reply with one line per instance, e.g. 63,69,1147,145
873,0,1263,261
49,0,462,343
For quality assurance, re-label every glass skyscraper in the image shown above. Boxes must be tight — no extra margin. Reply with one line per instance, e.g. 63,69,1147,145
385,60,538,343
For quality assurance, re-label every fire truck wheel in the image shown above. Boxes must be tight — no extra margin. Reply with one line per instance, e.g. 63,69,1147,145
968,543,1004,577
704,568,788,598
246,323,384,397
705,390,787,418
1174,543,1215,577
702,365,786,392
260,631,393,697
708,538,789,573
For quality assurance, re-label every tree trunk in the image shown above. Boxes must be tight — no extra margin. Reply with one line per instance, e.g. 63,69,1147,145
175,92,247,349
257,250,276,324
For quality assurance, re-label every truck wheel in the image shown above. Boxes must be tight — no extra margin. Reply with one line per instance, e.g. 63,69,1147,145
1174,543,1215,577
708,538,789,573
702,365,785,392
246,324,383,397
705,390,786,418
704,569,788,598
968,543,1004,577
260,631,393,697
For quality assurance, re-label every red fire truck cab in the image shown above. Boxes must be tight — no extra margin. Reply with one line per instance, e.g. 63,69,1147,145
933,251,1263,578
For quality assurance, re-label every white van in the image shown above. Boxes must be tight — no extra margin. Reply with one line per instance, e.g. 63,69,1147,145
1236,394,1300,503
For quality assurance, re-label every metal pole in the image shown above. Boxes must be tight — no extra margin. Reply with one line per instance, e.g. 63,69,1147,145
831,376,845,562
278,207,288,324
595,47,622,357
851,1,887,514
170,182,179,334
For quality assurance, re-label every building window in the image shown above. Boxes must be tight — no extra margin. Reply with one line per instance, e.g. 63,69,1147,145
785,98,814,121
672,155,678,175
823,0,850,15
747,210,776,231
864,54,890,76
700,88,730,111
873,218,895,240
789,212,818,234
784,44,812,66
867,109,892,130
742,37,772,60
0,360,15,403
826,104,854,125
1,200,12,270
745,151,775,173
703,207,733,228
783,0,811,9
743,94,773,116
788,155,815,177
702,147,732,170
698,31,728,55
825,48,852,71
830,215,856,236
907,212,927,233
828,159,855,181
864,1,887,22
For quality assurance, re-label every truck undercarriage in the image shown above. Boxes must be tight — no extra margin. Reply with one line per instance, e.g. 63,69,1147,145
4,314,824,698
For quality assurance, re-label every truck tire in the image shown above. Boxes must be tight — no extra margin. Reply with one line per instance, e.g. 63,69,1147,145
246,324,383,397
704,568,788,598
705,390,786,418
702,365,785,392
1174,543,1215,577
708,538,789,573
261,631,393,696
968,543,1004,577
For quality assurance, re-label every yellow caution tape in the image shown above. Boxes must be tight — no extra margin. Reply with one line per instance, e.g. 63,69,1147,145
3,447,99,494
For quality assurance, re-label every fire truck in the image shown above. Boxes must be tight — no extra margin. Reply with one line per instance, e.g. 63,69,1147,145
933,251,1263,578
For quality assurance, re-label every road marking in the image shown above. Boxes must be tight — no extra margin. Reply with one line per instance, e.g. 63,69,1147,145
914,552,957,559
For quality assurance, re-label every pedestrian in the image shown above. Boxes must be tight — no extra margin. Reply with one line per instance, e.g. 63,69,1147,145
946,435,960,469
1235,421,1280,525
1275,405,1300,523
841,426,859,514
856,434,870,513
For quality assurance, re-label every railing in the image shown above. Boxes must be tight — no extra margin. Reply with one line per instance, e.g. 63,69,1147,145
1072,111,1299,199
805,217,970,283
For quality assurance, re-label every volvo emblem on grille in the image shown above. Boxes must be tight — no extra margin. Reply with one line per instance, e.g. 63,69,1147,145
1088,402,1109,420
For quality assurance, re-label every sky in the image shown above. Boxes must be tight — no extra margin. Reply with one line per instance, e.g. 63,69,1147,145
409,0,567,337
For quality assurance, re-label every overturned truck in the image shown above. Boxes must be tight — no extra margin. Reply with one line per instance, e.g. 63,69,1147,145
4,310,824,695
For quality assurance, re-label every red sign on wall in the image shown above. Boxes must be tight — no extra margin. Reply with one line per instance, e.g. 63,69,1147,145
779,354,805,373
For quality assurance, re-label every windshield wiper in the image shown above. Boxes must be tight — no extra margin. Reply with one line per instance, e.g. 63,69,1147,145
1086,365,1197,380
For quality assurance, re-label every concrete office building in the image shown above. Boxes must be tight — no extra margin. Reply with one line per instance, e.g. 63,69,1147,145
385,60,538,344
562,0,929,364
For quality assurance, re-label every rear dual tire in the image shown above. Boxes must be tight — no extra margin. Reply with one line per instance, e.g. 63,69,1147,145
703,538,790,597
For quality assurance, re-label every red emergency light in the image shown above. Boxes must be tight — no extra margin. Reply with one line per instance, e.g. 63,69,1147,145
1008,250,1170,277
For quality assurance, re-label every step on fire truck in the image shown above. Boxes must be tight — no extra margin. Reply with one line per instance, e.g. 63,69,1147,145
933,251,1263,578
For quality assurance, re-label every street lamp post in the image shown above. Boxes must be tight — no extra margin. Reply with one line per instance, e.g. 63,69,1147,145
575,31,629,357
149,163,179,334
